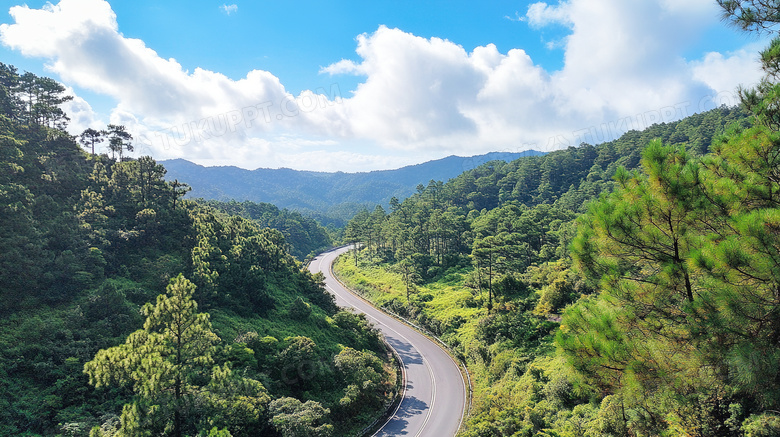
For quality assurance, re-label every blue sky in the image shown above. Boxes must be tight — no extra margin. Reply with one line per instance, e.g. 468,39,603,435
0,0,765,171
112,1,572,92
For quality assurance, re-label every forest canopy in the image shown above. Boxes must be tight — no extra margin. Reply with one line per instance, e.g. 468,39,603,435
0,62,394,436
4,1,780,435
335,16,780,431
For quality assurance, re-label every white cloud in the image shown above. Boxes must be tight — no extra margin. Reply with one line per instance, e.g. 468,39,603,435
320,59,364,76
322,0,760,153
691,47,763,94
0,0,766,171
0,0,352,168
61,87,103,135
221,4,237,15
504,11,525,23
526,1,572,28
337,26,485,148
1,0,310,125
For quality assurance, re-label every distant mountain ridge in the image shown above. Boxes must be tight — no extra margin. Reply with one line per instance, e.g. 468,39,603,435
161,151,544,223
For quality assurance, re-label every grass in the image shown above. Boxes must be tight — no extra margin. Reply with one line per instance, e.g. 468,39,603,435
333,254,485,359
332,251,571,436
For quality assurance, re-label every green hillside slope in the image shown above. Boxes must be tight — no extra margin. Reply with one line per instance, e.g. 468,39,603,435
336,103,780,437
0,63,394,436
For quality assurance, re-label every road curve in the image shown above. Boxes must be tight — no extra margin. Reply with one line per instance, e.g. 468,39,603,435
309,246,466,437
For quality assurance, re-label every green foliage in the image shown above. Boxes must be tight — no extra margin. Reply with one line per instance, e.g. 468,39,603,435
331,311,383,352
341,106,746,313
106,124,133,162
531,263,582,316
269,397,333,437
742,414,780,437
717,1,780,35
288,297,312,320
332,347,389,416
202,199,332,260
14,69,73,128
0,50,766,436
566,141,705,391
84,274,271,436
563,130,780,434
336,103,754,437
274,336,328,397
0,64,393,435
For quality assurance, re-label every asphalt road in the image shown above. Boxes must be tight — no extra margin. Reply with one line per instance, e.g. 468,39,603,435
308,247,467,437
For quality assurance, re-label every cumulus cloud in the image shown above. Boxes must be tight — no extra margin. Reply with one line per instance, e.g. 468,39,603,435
0,0,766,171
323,0,761,152
526,2,572,28
0,0,352,168
319,59,364,76
2,0,286,121
336,27,486,148
691,46,763,94
221,4,237,15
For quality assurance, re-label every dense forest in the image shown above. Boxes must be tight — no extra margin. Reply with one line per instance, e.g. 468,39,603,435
197,199,333,261
0,63,395,436
338,102,756,437
334,4,780,433
8,1,780,436
336,13,780,431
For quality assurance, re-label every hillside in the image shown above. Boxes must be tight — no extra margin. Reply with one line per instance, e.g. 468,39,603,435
199,199,333,260
161,151,542,225
335,104,778,436
0,64,393,436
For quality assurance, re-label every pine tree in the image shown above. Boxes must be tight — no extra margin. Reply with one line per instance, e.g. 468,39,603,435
562,141,716,429
79,128,105,155
84,275,270,436
106,124,133,161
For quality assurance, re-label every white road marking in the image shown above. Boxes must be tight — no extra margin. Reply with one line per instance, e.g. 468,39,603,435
314,251,439,437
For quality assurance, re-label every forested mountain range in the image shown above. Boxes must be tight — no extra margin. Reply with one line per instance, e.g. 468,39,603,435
161,150,542,225
4,1,779,434
0,63,393,436
337,100,774,436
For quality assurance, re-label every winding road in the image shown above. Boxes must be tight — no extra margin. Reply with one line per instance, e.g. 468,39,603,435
308,246,467,437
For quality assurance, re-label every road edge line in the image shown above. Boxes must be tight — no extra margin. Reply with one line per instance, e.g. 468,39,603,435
329,249,473,435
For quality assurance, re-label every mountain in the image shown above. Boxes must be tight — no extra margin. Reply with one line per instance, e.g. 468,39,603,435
161,151,544,224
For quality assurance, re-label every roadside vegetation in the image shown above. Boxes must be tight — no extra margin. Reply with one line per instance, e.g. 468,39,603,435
335,4,780,433
335,100,759,436
0,62,395,436
7,2,780,436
